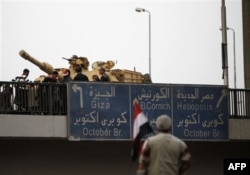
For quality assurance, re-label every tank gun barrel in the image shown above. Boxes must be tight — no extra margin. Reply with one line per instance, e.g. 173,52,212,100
62,57,72,61
19,50,54,74
19,50,63,81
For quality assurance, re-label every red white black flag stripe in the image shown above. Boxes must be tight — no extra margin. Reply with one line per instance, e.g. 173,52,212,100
131,99,153,161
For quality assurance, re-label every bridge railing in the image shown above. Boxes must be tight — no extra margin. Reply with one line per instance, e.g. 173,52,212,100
0,81,67,115
229,88,250,118
0,81,249,118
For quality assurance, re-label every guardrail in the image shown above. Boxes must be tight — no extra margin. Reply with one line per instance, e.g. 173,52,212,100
229,88,250,118
0,81,67,115
0,81,249,118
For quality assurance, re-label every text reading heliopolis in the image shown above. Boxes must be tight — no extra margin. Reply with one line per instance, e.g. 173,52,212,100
177,102,213,111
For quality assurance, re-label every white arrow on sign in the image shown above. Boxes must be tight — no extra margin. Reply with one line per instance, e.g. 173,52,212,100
72,84,83,108
216,89,227,109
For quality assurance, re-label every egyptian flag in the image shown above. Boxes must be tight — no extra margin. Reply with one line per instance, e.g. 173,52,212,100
131,99,154,161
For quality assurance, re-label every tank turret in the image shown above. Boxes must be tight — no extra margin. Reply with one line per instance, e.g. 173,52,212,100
64,55,119,82
19,50,64,81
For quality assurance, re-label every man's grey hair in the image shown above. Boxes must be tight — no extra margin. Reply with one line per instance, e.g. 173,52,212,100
156,115,172,131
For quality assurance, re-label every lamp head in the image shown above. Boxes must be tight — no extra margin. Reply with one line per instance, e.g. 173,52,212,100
135,7,145,12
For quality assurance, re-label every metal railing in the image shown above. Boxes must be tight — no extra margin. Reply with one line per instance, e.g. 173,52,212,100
0,81,249,118
229,88,250,118
0,81,67,115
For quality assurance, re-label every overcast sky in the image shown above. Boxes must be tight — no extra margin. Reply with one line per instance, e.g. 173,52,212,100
0,0,244,88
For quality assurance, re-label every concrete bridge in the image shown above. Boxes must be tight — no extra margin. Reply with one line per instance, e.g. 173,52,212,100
0,81,250,175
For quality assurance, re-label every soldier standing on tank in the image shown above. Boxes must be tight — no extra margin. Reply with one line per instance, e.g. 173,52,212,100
99,67,110,82
92,75,100,81
43,71,59,83
61,69,71,82
73,66,89,81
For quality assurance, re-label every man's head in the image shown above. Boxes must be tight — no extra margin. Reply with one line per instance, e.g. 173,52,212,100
51,70,59,79
156,115,172,132
74,66,82,73
23,68,30,76
99,67,105,75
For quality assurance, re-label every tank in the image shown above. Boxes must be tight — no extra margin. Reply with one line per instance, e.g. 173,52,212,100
19,50,151,83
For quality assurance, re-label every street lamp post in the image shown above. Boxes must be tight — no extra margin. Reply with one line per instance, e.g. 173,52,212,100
135,7,151,77
221,0,229,86
227,27,236,88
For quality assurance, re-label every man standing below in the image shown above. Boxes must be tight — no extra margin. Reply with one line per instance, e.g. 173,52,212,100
137,115,191,175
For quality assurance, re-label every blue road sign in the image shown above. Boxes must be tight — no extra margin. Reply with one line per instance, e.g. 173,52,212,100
172,85,228,140
68,82,131,140
68,82,228,141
